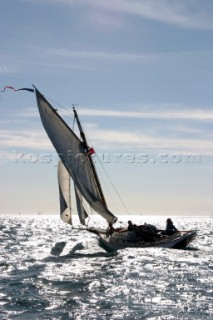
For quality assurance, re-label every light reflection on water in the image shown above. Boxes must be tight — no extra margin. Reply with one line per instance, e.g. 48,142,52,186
0,215,212,319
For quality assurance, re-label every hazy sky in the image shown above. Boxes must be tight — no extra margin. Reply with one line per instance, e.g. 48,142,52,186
0,0,213,216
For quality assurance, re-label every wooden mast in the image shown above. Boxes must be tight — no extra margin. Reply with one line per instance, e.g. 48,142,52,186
73,106,108,208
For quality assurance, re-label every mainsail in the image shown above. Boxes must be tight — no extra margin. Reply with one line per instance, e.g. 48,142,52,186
58,160,72,225
34,86,117,224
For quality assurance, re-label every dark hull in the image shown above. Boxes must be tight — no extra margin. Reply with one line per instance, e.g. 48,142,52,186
99,230,197,252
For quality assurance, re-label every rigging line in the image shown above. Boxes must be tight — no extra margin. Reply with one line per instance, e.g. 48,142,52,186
86,208,108,229
81,125,127,215
44,95,76,121
96,155,131,216
94,156,119,213
59,110,75,123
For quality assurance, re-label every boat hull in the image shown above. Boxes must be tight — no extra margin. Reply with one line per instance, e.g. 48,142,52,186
98,230,197,252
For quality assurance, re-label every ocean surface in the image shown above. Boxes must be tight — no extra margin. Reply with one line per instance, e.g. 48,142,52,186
0,215,212,320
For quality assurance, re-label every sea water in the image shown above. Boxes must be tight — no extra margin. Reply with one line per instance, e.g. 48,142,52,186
0,215,212,320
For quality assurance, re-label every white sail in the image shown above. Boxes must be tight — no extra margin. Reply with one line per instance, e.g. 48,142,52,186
34,87,116,224
58,160,72,225
74,184,88,225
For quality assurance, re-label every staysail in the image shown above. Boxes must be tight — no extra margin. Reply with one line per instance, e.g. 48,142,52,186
58,160,72,225
74,184,88,225
34,86,117,224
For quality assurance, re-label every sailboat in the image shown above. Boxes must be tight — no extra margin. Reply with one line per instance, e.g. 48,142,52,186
34,86,197,251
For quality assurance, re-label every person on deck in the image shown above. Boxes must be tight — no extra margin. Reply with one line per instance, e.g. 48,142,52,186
166,218,178,235
126,220,137,241
127,220,137,231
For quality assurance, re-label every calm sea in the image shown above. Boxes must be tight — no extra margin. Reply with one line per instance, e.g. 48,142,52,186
0,215,212,320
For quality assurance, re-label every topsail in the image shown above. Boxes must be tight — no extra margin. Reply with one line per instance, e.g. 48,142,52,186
34,87,116,224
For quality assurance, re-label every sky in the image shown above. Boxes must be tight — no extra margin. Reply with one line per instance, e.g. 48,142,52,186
0,0,213,217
